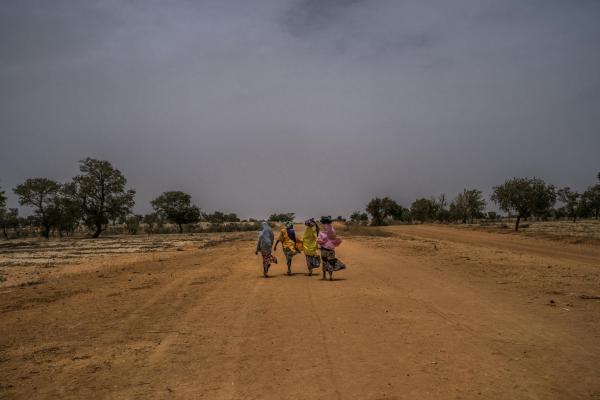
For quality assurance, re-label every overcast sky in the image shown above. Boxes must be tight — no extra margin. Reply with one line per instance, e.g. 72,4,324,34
1,0,599,219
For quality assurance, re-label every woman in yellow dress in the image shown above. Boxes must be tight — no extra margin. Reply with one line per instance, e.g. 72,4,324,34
302,219,321,276
273,221,297,276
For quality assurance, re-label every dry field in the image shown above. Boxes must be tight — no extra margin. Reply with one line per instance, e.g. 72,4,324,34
461,219,600,244
1,225,599,399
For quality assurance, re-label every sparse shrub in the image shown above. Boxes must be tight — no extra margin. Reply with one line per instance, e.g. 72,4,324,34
126,215,143,234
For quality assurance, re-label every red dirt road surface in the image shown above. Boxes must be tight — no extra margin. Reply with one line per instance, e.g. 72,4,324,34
1,226,600,399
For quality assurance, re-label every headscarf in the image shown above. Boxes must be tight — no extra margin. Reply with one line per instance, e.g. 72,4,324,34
258,221,274,252
282,221,295,242
320,216,332,224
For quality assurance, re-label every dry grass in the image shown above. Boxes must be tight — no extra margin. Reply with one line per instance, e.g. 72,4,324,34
464,219,600,244
337,224,395,238
0,232,254,288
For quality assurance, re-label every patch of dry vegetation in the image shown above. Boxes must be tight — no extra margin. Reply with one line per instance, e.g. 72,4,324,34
470,219,600,244
338,224,395,238
0,232,254,288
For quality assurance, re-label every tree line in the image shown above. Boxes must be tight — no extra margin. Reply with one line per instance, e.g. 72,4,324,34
352,173,600,231
2,160,599,238
0,158,248,239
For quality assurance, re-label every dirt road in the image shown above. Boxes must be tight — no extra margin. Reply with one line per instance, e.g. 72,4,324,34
1,227,599,399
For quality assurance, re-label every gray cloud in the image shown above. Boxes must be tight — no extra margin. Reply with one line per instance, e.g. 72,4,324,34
1,0,599,219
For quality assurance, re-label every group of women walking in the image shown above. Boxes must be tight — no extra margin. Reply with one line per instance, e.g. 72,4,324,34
255,216,346,280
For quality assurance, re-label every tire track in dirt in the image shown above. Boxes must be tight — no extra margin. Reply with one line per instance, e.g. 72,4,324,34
305,274,343,400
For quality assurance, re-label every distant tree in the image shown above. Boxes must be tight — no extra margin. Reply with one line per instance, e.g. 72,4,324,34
335,215,345,222
557,187,581,222
13,178,61,238
71,158,135,238
151,191,200,233
225,213,240,222
491,177,556,231
449,195,468,223
0,187,10,239
448,189,485,224
366,197,404,226
463,189,486,223
487,211,498,220
203,211,240,223
580,173,600,219
203,211,224,223
436,194,450,222
0,186,6,238
0,186,6,213
143,212,161,234
410,198,437,223
1,208,19,239
349,211,369,225
45,183,82,237
125,214,143,235
268,213,295,223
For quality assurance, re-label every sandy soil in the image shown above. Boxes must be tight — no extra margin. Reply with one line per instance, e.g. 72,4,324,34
1,226,599,399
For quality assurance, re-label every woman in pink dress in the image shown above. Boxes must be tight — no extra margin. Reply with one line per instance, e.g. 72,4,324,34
316,216,346,281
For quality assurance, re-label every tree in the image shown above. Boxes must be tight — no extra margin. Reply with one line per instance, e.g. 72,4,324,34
557,187,581,222
151,191,200,233
449,195,468,223
487,211,498,220
366,197,404,226
448,189,485,224
225,213,240,222
268,213,295,223
0,186,6,214
436,194,450,222
0,186,11,239
0,208,19,239
13,178,61,238
203,211,240,223
46,183,82,237
143,212,161,234
580,173,600,219
410,198,438,223
349,211,369,225
125,214,143,234
73,158,135,238
491,177,556,231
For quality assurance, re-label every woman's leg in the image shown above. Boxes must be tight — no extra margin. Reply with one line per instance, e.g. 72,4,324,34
286,250,292,275
261,253,270,277
329,250,336,280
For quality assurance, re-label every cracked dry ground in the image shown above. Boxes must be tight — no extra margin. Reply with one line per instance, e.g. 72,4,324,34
1,226,599,400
